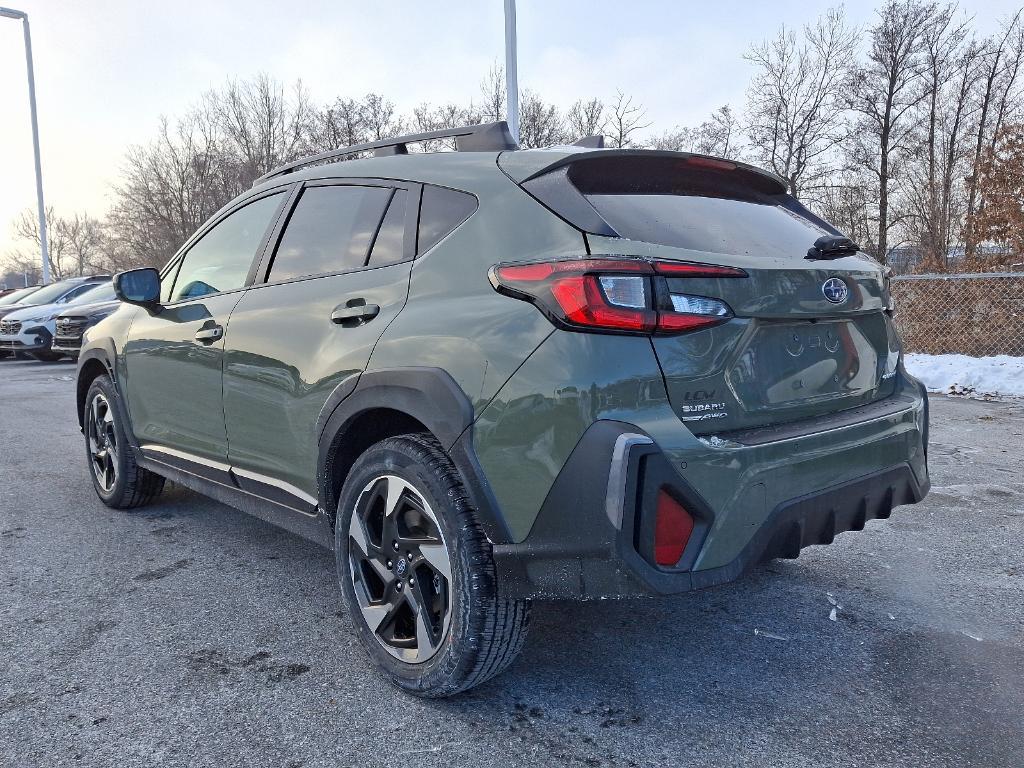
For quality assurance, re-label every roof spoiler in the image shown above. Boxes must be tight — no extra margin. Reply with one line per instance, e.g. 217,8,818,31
254,121,519,186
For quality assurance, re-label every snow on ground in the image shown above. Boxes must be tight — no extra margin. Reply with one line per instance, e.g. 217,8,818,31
904,353,1024,399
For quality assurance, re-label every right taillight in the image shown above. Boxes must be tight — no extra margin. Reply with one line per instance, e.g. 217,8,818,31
489,257,744,336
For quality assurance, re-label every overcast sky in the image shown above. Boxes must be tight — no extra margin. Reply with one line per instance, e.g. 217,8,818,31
1,0,1021,263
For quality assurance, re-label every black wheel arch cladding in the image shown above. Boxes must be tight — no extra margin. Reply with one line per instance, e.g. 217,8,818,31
317,367,515,544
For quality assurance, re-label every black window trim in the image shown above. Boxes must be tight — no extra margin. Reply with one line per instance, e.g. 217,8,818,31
158,183,294,307
250,177,422,289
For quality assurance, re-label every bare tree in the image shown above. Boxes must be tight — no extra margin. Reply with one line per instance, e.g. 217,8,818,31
517,90,564,148
745,8,859,198
565,98,605,141
817,172,880,254
964,12,1024,258
847,0,934,262
647,105,742,158
605,91,650,148
361,93,404,141
8,207,105,279
106,111,235,267
309,97,367,152
411,102,482,150
206,74,314,185
903,14,979,270
479,63,506,123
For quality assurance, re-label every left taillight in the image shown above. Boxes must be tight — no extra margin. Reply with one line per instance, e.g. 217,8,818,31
488,257,743,336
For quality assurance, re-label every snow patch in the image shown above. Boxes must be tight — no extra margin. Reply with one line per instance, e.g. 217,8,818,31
904,353,1024,399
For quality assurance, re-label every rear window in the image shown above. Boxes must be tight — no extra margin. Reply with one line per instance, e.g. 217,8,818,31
569,156,839,259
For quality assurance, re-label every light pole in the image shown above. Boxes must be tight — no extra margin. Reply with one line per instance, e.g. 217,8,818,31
503,0,519,145
1,6,50,284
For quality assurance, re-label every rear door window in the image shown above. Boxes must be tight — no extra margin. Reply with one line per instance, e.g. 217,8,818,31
268,185,392,282
367,190,409,267
417,185,477,254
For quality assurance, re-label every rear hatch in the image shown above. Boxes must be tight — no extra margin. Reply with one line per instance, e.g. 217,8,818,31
501,150,900,435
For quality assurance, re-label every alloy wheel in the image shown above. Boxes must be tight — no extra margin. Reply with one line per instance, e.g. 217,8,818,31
87,393,118,493
348,474,453,664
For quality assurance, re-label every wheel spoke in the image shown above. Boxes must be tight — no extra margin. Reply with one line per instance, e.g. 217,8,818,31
360,601,393,633
384,475,407,516
414,608,435,656
91,398,102,436
367,554,391,583
418,544,452,582
406,584,438,656
349,511,372,556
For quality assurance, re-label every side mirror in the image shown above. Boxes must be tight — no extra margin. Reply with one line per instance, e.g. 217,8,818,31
113,268,161,308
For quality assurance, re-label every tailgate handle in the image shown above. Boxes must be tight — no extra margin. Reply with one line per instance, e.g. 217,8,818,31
331,300,380,327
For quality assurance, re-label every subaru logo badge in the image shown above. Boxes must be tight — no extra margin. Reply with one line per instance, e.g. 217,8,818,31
822,277,849,304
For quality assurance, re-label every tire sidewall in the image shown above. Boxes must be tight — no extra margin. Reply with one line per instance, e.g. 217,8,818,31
84,376,133,505
335,438,482,695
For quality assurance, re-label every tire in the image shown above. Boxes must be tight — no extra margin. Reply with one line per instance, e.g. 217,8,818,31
84,375,165,509
32,349,64,362
335,433,529,697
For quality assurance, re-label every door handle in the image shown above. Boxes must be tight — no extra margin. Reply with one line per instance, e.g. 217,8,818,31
331,301,380,327
194,325,223,343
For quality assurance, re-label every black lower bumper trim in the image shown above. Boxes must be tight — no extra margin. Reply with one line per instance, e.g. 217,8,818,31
492,419,929,600
688,464,928,591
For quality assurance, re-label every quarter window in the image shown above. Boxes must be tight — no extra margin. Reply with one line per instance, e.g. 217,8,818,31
417,185,477,254
168,193,283,302
268,185,392,283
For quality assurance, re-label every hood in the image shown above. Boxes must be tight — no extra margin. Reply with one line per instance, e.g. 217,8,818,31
0,304,40,320
4,301,78,323
55,300,121,319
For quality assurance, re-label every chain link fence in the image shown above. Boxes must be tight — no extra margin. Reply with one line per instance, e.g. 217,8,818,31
890,273,1024,357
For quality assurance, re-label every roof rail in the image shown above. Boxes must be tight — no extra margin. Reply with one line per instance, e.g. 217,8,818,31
253,120,518,186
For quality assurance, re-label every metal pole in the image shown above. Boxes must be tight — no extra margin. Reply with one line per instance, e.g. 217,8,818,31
1,7,50,283
503,0,519,145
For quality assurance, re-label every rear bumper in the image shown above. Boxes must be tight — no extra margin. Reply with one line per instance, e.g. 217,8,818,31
493,379,929,600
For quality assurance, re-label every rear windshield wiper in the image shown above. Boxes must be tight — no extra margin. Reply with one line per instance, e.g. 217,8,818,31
806,235,859,260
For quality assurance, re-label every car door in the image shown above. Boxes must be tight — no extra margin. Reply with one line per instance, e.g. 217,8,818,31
222,180,417,510
123,190,289,475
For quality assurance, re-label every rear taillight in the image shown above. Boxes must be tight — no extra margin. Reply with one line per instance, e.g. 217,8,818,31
489,257,744,336
654,490,694,566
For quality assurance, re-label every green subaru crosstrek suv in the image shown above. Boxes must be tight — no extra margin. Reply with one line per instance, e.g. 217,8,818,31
77,121,929,696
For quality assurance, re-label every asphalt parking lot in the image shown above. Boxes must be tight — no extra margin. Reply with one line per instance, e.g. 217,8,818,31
1,357,1022,768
